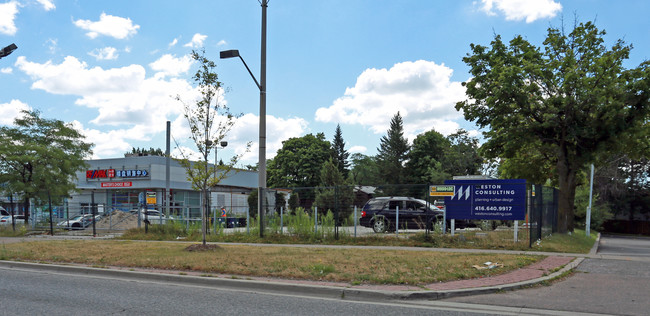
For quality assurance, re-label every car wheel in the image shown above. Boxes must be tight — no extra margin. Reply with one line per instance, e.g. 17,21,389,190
372,219,387,233
72,223,81,230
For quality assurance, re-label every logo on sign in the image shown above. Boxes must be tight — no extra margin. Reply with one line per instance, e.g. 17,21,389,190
451,185,472,200
86,169,115,179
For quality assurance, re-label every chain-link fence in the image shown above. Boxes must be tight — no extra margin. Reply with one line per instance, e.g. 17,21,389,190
260,183,558,245
4,183,558,246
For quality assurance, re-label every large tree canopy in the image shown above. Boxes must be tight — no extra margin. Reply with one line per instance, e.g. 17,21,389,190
456,21,650,233
0,110,93,223
267,133,332,188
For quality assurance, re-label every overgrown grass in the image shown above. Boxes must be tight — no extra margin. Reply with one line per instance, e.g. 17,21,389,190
0,225,29,237
119,220,596,253
0,240,541,285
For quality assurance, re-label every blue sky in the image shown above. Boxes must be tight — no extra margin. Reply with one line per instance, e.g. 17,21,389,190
1,0,649,166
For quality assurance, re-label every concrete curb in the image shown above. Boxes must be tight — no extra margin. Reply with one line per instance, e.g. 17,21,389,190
588,232,601,255
0,258,584,301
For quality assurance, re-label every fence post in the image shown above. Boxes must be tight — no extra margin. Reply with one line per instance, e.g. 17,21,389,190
354,206,357,238
396,206,399,237
514,220,518,242
280,207,283,234
451,219,455,236
314,207,318,235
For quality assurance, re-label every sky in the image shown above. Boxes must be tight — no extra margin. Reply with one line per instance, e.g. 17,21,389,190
1,0,649,167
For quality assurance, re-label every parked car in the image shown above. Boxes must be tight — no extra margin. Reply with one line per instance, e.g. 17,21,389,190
360,197,444,233
140,210,174,224
56,214,95,230
0,215,25,226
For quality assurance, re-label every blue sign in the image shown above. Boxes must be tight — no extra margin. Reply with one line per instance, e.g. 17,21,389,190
444,179,526,220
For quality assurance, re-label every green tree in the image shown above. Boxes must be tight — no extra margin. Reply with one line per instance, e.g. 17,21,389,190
456,21,650,233
175,49,249,245
348,153,382,186
0,110,93,224
444,129,483,177
331,124,350,178
314,158,354,221
267,133,332,188
406,129,450,184
125,147,165,157
376,112,410,186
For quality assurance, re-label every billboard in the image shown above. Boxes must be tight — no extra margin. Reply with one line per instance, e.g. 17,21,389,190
444,179,526,220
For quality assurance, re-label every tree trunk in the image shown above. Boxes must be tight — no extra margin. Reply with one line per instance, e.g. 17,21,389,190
23,196,30,225
556,148,577,233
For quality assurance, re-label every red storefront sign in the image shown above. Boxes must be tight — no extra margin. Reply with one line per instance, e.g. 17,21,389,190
101,181,132,188
87,169,116,179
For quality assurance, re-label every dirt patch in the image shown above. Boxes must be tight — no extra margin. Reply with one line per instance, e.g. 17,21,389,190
184,244,222,252
94,211,139,230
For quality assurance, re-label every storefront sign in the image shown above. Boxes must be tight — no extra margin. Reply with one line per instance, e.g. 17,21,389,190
101,181,132,188
429,185,455,197
87,169,115,179
115,169,149,178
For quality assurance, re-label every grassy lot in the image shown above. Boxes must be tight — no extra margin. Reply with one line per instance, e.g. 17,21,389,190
117,225,597,254
0,240,541,285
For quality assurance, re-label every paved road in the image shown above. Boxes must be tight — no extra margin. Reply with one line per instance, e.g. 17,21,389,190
443,235,650,316
0,267,507,316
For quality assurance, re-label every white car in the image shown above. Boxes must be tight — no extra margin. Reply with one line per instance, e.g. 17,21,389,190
140,210,174,224
57,214,95,230
0,215,25,226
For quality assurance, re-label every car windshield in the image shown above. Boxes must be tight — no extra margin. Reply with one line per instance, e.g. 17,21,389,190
69,215,85,221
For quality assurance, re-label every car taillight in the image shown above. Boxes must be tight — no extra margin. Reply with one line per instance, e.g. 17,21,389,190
361,211,366,217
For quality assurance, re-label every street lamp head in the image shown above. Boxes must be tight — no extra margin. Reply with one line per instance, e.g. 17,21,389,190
220,141,228,147
0,43,18,59
220,49,240,59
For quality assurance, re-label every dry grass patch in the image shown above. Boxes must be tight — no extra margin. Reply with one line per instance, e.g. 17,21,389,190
1,240,541,285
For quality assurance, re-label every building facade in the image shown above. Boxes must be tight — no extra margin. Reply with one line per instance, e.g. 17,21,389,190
70,155,257,218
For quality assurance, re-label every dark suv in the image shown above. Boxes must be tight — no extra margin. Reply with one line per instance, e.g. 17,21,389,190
360,197,443,233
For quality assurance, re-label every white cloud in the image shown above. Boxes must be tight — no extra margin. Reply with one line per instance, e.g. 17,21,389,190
168,38,178,48
0,1,19,35
184,33,207,48
227,113,308,163
149,54,194,77
74,12,140,39
45,38,57,54
316,60,467,142
1,67,12,74
0,99,31,125
36,0,55,11
349,145,367,154
217,40,227,46
14,56,195,156
477,0,562,23
89,47,119,60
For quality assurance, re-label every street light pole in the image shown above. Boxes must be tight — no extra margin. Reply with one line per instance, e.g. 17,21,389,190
220,0,268,237
259,0,268,238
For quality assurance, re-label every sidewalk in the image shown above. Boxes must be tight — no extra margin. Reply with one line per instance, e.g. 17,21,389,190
0,234,598,301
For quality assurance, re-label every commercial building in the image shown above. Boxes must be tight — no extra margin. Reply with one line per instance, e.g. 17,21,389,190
69,155,258,218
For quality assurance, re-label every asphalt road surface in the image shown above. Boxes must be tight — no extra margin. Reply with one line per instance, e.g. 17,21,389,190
443,235,650,316
0,266,515,316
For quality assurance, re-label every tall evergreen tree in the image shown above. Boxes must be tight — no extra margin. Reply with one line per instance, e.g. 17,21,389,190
331,124,350,178
376,112,410,185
